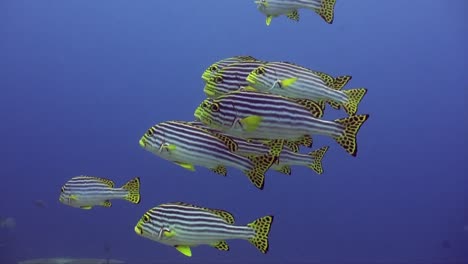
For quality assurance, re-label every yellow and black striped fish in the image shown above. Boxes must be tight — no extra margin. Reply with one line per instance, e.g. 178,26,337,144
134,202,274,257
202,55,259,82
255,0,336,26
139,121,276,189
59,176,140,209
194,90,369,157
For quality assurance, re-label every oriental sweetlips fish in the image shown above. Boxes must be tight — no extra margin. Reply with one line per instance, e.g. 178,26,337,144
202,55,259,82
139,121,277,189
194,90,369,157
246,62,366,115
59,176,141,209
134,202,274,257
255,0,336,26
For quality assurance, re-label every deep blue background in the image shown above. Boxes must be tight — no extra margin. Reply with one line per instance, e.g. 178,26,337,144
0,0,466,263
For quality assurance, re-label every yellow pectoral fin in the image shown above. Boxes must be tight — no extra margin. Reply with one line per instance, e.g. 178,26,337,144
69,195,78,201
164,230,175,238
280,77,297,88
240,115,262,132
162,144,177,151
175,162,195,171
175,245,192,257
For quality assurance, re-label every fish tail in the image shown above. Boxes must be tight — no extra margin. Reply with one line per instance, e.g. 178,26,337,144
247,215,274,254
333,114,369,157
313,0,336,24
122,177,141,204
307,146,329,174
341,88,367,115
245,154,276,190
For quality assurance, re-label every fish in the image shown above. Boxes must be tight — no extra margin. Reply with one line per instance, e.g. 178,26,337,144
134,202,274,257
59,176,141,209
202,55,259,82
204,60,266,98
187,121,328,175
139,121,276,189
246,62,366,115
255,0,336,26
194,90,369,157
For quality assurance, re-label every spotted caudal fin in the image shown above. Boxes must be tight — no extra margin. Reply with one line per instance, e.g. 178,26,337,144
333,115,369,157
342,88,368,116
122,177,141,204
313,0,336,24
245,154,276,190
307,146,329,174
247,215,274,254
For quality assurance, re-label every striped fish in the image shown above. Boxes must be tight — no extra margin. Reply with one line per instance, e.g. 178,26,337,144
194,90,369,157
204,60,266,98
202,55,259,82
139,121,276,189
187,121,328,175
255,0,336,25
59,176,141,209
247,62,366,115
134,202,274,257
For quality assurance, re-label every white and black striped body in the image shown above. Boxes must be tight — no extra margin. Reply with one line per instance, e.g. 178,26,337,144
256,0,322,17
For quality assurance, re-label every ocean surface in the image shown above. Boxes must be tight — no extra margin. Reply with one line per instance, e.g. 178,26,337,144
0,1,466,263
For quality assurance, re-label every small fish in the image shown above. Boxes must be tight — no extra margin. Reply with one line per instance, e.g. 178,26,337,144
188,121,328,175
204,60,266,98
194,90,369,157
247,62,365,115
202,55,259,82
134,202,274,257
59,176,141,209
255,0,336,26
139,121,276,189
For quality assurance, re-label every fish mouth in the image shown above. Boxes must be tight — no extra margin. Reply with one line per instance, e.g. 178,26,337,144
139,137,146,148
194,107,203,120
203,84,216,97
134,225,143,235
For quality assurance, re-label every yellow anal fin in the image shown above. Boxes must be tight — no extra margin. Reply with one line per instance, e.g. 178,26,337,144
245,154,277,190
286,10,300,22
80,206,93,210
342,88,368,116
308,146,329,175
171,202,235,224
174,162,195,171
240,115,263,132
313,0,336,24
122,177,141,204
212,241,229,251
102,200,112,207
247,215,274,254
292,98,324,118
211,165,227,176
212,132,238,152
333,114,369,157
275,165,291,175
175,245,192,257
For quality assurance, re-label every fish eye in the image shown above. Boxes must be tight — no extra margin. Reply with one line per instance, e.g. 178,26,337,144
256,67,266,75
210,103,220,112
202,101,209,108
209,66,218,72
61,187,65,193
147,128,154,136
143,215,150,223
214,76,223,83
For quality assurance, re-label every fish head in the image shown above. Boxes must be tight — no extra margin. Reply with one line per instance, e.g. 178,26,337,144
58,184,79,207
247,65,276,90
201,63,220,82
203,73,230,98
139,125,170,155
134,210,169,242
194,98,231,131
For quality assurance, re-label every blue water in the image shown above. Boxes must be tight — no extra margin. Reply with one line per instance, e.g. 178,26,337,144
1,1,466,263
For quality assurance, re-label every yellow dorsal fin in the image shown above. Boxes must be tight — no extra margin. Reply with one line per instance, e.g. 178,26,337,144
94,177,114,188
172,202,235,224
211,132,238,152
175,245,192,257
212,241,229,251
291,98,324,118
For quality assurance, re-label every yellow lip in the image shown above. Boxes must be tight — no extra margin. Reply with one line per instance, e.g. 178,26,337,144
134,225,142,235
139,138,146,148
203,85,216,96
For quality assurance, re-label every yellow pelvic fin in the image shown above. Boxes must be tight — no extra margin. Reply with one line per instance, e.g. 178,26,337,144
102,200,112,207
266,16,272,26
342,88,368,116
122,177,141,204
80,206,93,210
292,98,324,118
308,146,329,175
274,165,291,175
174,162,195,171
212,132,238,152
212,241,229,251
247,215,274,254
172,202,235,224
175,245,192,257
211,165,227,176
313,0,336,24
286,10,300,21
333,114,369,157
240,115,262,132
280,77,297,88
